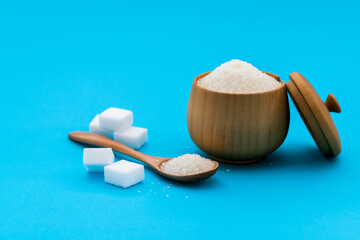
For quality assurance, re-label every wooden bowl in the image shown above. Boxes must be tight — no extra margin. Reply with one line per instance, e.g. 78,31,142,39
187,71,290,164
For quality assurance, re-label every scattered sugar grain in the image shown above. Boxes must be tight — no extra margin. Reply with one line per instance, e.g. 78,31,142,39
161,154,215,176
197,59,282,94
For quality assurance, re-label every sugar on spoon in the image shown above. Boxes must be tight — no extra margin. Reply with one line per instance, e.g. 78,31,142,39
68,131,219,182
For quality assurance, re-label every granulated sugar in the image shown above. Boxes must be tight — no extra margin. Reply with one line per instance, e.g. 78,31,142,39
161,154,215,176
197,59,282,93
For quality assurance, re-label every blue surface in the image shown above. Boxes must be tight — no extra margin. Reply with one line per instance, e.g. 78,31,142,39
1,1,360,239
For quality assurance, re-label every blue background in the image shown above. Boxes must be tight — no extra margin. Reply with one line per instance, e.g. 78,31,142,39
1,1,359,239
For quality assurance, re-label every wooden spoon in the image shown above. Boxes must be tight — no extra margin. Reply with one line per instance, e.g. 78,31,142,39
68,131,219,182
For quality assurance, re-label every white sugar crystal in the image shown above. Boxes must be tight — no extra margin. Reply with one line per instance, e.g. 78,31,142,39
161,154,215,176
197,59,282,93
99,107,133,132
114,127,148,149
83,148,114,172
89,115,113,139
104,160,144,188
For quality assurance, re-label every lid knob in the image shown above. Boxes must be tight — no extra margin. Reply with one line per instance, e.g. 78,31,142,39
325,93,341,113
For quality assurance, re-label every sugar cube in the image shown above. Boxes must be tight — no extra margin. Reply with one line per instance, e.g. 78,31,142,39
114,127,148,149
89,115,113,139
83,148,114,172
99,107,133,132
104,160,144,188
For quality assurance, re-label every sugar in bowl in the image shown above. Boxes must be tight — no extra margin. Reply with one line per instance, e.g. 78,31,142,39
187,60,341,164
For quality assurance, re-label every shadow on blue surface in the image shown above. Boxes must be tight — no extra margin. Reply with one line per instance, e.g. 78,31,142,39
84,172,104,182
69,136,338,191
218,144,338,171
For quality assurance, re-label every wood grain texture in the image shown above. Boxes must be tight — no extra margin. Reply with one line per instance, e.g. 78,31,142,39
287,81,331,154
287,72,341,157
68,131,219,182
187,71,290,164
325,93,341,113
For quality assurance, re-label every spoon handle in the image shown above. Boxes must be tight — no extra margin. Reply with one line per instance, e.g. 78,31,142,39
68,131,159,166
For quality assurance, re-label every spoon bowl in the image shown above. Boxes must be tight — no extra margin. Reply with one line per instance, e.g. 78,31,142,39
68,131,219,182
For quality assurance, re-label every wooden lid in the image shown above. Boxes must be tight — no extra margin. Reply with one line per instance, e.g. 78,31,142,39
286,72,341,157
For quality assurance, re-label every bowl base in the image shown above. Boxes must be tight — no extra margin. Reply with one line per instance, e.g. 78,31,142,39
209,155,265,165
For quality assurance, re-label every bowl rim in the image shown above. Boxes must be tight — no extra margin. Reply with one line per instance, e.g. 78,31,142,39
194,71,286,96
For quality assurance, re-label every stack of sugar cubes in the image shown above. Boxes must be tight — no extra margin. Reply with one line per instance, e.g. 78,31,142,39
89,107,148,149
84,107,148,188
